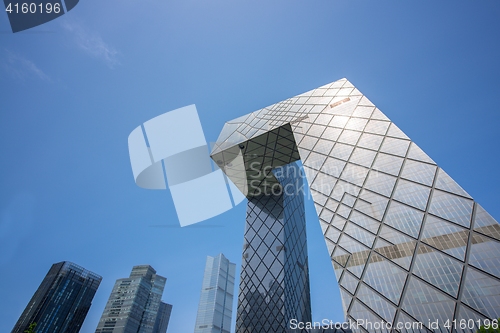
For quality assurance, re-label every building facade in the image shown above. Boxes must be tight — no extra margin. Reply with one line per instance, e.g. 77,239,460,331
237,162,312,333
11,261,102,333
194,254,236,333
95,265,172,333
211,78,500,332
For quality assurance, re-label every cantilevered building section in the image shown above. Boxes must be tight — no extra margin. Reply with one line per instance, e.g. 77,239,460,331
194,254,236,333
95,265,172,333
211,78,500,332
237,162,312,333
11,261,102,333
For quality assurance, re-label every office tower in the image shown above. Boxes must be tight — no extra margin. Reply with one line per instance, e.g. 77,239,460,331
95,265,172,333
11,261,102,333
237,162,312,333
194,254,236,333
211,78,500,332
154,303,172,333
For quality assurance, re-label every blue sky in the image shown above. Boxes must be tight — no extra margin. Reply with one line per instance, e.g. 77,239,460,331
1,1,500,332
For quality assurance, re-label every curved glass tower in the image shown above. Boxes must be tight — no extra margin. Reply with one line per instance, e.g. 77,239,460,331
211,78,500,332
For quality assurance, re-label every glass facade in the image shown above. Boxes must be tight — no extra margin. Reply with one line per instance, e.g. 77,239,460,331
11,261,102,333
194,253,236,333
211,78,500,332
237,162,312,333
95,265,172,333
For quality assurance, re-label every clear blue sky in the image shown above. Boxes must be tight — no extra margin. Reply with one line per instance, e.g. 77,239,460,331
1,1,499,332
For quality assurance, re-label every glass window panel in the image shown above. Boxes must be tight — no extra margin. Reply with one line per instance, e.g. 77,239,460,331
462,267,500,319
354,189,389,221
298,135,319,150
340,289,352,314
357,132,384,151
341,163,369,186
401,159,436,186
364,171,397,197
330,180,360,201
340,271,359,295
330,143,354,161
468,233,500,277
304,151,327,171
344,222,376,247
393,179,431,211
473,204,500,241
435,168,471,198
456,304,488,332
337,130,362,145
332,244,349,266
319,208,334,224
352,105,375,119
350,210,380,234
380,137,411,157
421,215,467,261
311,172,336,196
372,153,404,176
376,225,416,270
349,300,389,332
359,96,375,107
384,202,424,238
402,277,455,329
363,253,407,304
341,193,356,207
314,113,334,126
429,190,473,228
329,115,350,128
407,142,435,164
357,284,397,323
345,117,369,131
349,147,377,168
386,123,409,140
325,198,339,213
370,108,390,121
325,225,341,243
306,124,326,138
331,215,347,230
321,157,346,178
413,244,463,297
321,126,342,142
364,119,390,135
313,138,334,156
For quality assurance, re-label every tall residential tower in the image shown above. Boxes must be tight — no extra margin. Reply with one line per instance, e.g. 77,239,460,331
95,265,172,333
11,261,102,333
194,254,236,333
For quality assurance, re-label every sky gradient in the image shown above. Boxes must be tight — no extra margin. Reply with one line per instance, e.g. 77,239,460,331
1,1,500,332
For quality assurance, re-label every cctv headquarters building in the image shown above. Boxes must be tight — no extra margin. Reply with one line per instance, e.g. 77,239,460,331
210,78,500,333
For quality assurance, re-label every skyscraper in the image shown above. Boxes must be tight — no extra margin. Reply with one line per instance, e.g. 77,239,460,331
237,162,312,333
211,78,500,332
194,253,236,333
11,261,102,333
95,265,172,333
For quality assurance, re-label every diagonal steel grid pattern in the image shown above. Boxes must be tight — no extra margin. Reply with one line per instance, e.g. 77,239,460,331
211,78,500,332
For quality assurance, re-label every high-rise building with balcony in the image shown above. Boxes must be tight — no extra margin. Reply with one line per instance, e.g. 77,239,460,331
194,254,236,333
95,265,172,333
11,261,102,333
211,78,500,332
